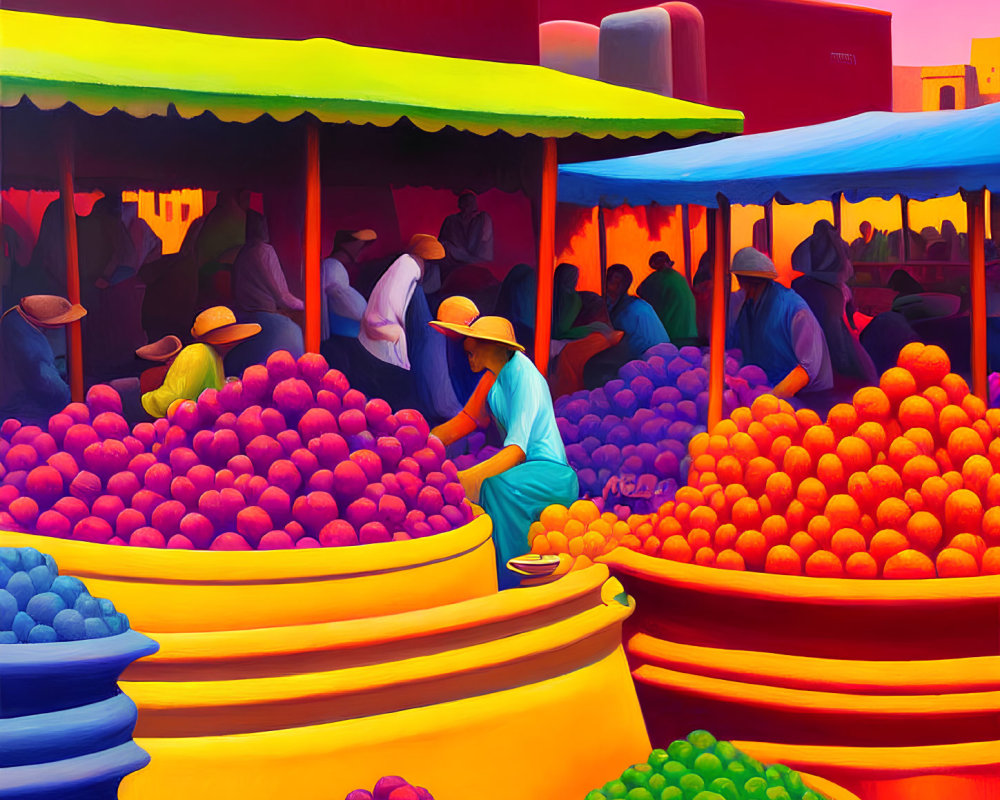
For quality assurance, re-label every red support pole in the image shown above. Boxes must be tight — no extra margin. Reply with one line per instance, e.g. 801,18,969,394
304,119,321,354
707,195,731,430
534,137,558,375
966,189,988,401
57,125,84,403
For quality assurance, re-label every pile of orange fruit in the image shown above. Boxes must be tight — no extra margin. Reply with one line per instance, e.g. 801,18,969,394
528,499,651,572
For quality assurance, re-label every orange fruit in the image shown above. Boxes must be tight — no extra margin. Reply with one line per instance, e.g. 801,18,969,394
620,534,642,551
982,546,1000,575
988,408,1000,433
642,535,662,556
875,497,911,530
778,399,796,416
716,455,743,485
910,344,951,388
853,386,891,422
531,536,551,555
747,421,774,453
635,522,655,541
920,475,952,514
901,454,940,489
816,453,847,491
887,437,921,473
974,419,993,449
903,427,936,455
694,546,716,566
942,470,964,491
789,530,819,561
589,519,613,538
724,483,750,506
539,504,569,531
761,514,790,547
948,532,986,561
868,464,904,501
883,548,935,578
762,412,798,439
764,471,794,510
944,488,983,535
697,471,720,490
962,454,993,497
751,394,782,421
961,394,986,422
831,528,866,560
547,531,569,554
855,421,888,455
731,406,754,432
906,510,943,553
675,486,705,507
898,395,936,431
529,520,547,541
769,435,793,463
880,367,918,406
805,549,844,577
564,519,587,540
691,452,716,475
936,448,956,474
837,436,873,474
706,434,730,459
939,405,973,440
714,523,739,550
656,515,683,540
824,494,861,531
796,407,823,429
734,530,768,569
758,494,773,519
569,500,601,526
689,432,711,459
612,520,632,540
847,471,878,512
673,503,692,527
802,426,836,461
782,446,813,483
921,386,950,416
712,419,739,438
729,431,760,466
987,474,1000,507
904,488,926,513
988,440,1000,473
797,477,828,510
732,496,763,530
941,373,971,404
765,544,802,575
784,498,809,532
869,529,910,567
687,527,712,551
982,507,1000,544
936,547,979,577
716,549,746,570
859,513,878,541
897,341,926,370
827,403,859,438
709,489,729,521
745,456,777,497
845,550,879,578
583,531,607,558
807,515,833,548
660,534,692,562
568,536,586,557
689,506,718,533
948,426,987,464
572,554,594,571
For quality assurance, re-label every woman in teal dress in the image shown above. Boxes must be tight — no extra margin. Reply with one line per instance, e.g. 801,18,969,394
429,307,579,590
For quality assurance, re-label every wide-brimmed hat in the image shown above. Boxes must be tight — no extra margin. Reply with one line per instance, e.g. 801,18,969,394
436,296,480,328
136,335,183,362
350,229,377,242
429,314,524,352
408,233,445,261
191,306,261,345
731,247,779,280
18,295,87,327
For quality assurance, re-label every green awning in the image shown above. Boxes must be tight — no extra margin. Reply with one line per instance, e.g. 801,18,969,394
0,10,743,140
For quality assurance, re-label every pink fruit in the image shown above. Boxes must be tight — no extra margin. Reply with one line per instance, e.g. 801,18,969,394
427,514,450,533
397,457,420,477
342,388,366,411
316,389,342,416
425,471,447,490
338,409,367,437
381,473,402,496
240,365,271,404
197,387,224,423
83,440,129,479
169,446,199,476
258,530,295,550
360,520,391,543
61,403,90,424
332,461,367,503
86,384,122,415
306,469,335,493
309,433,349,469
115,508,146,540
121,436,144,458
47,413,74,446
213,412,237,431
296,352,328,388
396,426,424,457
246,475,269,503
349,449,383,483
298,408,338,444
3,470,27,493
128,453,157,483
284,520,306,541
106,536,127,546
92,494,126,524
235,406,266,447
378,494,407,526
345,497,377,530
397,472,422,502
170,476,198,508
291,491,338,535
6,443,38,472
179,512,215,549
186,464,215,494
0,418,21,438
129,526,165,548
132,422,156,449
266,350,298,382
0,484,18,509
227,454,254,476
296,536,321,548
209,532,252,551
396,409,429,438
53,497,88,526
416,486,444,516
210,429,240,467
131,489,165,520
364,483,387,503
246,435,282,475
159,425,188,456
427,435,445,461
93,411,129,440
392,531,412,542
441,504,464,528
346,790,374,800
143,462,173,496
387,788,421,800
214,469,235,490
258,486,292,527
219,488,244,523
167,534,195,549
374,776,410,799
412,447,441,475
236,506,273,546
37,509,71,538
167,399,200,432
375,437,403,471
26,465,63,508
69,470,102,505
10,423,41,445
443,482,466,506
233,473,252,497
319,519,358,547
32,433,57,461
260,408,287,437
0,511,13,528
72,515,113,544
365,399,393,432
289,448,319,479
267,459,302,495
442,461,458,481
9,496,39,528
44,452,79,484
151,500,186,537
321,368,349,396
218,380,245,413
277,429,303,455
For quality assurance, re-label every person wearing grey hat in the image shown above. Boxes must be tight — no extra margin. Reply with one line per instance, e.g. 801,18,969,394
730,247,832,399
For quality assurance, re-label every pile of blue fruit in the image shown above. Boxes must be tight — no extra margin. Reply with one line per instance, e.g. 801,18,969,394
0,351,473,551
346,775,433,800
453,344,772,513
0,546,129,643
587,730,828,800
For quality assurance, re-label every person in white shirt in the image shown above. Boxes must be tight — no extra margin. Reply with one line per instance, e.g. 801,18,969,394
321,229,375,340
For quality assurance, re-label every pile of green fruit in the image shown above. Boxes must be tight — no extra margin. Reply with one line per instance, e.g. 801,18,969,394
585,730,827,800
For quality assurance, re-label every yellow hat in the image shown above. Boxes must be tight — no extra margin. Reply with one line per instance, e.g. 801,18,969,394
436,296,480,326
408,233,445,261
429,315,524,352
191,306,261,345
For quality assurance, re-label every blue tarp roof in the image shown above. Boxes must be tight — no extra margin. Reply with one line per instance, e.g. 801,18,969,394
558,103,1000,208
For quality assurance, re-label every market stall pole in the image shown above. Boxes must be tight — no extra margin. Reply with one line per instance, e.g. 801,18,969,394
57,122,84,402
534,137,558,374
303,119,321,354
832,192,843,236
681,204,693,282
764,199,774,258
966,188,988,401
707,194,731,429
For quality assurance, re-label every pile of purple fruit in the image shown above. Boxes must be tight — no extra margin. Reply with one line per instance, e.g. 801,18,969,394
346,775,433,800
0,351,473,550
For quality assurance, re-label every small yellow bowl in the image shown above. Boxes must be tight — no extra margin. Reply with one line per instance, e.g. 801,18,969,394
507,554,561,577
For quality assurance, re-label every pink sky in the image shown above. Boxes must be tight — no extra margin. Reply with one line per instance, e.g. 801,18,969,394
856,0,1000,66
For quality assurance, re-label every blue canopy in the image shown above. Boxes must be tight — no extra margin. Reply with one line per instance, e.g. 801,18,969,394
558,103,1000,208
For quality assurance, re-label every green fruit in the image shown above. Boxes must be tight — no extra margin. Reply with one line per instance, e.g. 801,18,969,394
659,789,683,800
693,753,724,783
687,730,718,752
782,771,805,796
802,792,821,800
648,749,670,770
648,774,668,793
713,741,739,763
707,777,739,800
622,765,654,789
744,777,769,800
627,789,656,800
724,762,746,782
586,792,608,800
662,761,688,785
765,767,784,786
765,788,791,800
739,755,765,776
678,772,705,799
668,741,696,767
604,780,629,799
690,793,725,800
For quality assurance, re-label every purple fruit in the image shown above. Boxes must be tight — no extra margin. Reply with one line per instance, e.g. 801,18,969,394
167,534,194,549
240,365,271,404
442,482,466,506
396,426,424,456
246,435,283,475
52,496,88,526
292,491,337,535
236,506,273,546
347,431,376,451
607,425,631,448
345,497,377,529
218,380,245,414
72,515,113,544
37,509,72,538
235,406,266,447
179,512,215,549
4,470,28,493
258,486,292,527
272,378,313,420
267,459,302,495
359,521,390,544
427,514,449,533
92,494,126,525
277,429,303,456
209,532,251,551
258,530,294,550
319,519,357,547
306,468,335,493
115,508,146,541
47,413,74,447
441,504,464,528
346,791,375,800
86,384,123,415
332,461,367,503
378,494,407,526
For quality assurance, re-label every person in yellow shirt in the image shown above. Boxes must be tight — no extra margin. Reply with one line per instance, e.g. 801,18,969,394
141,306,260,418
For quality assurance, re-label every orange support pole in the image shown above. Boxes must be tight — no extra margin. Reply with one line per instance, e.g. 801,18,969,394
707,195,731,430
57,125,84,403
304,119,321,354
534,137,557,375
966,189,988,401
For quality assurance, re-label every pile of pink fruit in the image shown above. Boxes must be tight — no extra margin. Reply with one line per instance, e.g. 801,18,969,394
0,351,474,550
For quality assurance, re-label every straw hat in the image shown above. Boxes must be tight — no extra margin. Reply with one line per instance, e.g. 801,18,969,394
18,295,87,327
190,306,261,345
731,247,779,280
429,314,524,352
136,335,183,362
408,233,445,261
436,296,480,327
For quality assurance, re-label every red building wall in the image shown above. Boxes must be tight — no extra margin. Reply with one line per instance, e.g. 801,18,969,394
4,0,540,65
540,0,893,133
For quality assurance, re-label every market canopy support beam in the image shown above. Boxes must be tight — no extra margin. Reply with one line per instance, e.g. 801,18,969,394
707,194,731,430
833,192,843,236
965,188,988,401
764,200,774,259
682,204,693,284
57,121,84,403
304,118,321,354
900,195,911,262
534,137,558,375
